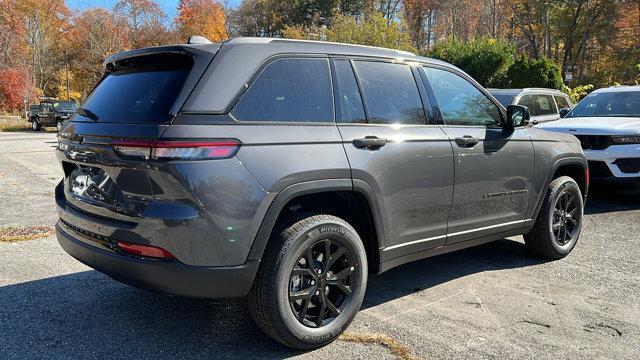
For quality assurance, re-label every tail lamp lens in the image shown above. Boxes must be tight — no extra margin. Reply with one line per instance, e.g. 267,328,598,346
112,140,240,160
117,241,176,259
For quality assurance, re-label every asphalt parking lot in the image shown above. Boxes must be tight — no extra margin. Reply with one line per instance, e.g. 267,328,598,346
1,131,639,359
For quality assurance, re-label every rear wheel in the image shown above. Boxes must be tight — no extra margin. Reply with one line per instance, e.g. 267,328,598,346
31,118,41,131
249,214,367,349
524,176,583,259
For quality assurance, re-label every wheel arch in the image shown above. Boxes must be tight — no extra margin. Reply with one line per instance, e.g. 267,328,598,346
247,179,386,274
527,156,588,228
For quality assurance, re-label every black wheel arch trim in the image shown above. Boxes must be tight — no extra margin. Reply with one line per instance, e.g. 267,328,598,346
526,156,588,228
246,178,387,273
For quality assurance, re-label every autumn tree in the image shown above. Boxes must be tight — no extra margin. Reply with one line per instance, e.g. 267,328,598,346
176,0,228,42
114,0,178,48
0,68,34,111
67,8,128,97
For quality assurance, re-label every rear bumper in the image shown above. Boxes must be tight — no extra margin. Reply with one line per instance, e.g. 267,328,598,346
56,223,259,298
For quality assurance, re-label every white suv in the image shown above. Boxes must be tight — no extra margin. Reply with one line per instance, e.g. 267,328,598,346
537,86,640,183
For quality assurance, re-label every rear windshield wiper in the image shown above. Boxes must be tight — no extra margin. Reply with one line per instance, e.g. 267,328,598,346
77,107,99,121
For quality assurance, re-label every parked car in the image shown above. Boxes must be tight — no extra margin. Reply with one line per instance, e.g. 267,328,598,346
55,37,588,350
28,98,77,131
489,88,573,124
537,85,640,184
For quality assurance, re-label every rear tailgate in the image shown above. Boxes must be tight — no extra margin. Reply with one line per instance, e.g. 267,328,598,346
57,46,217,229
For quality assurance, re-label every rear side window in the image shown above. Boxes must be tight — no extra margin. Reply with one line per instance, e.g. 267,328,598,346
354,61,425,125
233,58,333,123
78,54,192,123
423,67,501,126
535,94,557,115
554,95,571,109
333,60,366,124
517,94,538,116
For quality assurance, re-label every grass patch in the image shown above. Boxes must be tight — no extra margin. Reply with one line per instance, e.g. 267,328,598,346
0,116,56,132
339,331,420,360
0,226,54,242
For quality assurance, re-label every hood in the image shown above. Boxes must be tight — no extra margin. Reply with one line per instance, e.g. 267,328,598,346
535,116,640,135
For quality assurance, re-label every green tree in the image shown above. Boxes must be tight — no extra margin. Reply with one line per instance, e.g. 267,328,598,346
428,37,514,87
504,55,563,89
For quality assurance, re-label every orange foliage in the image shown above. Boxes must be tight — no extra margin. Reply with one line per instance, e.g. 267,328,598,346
0,68,32,111
176,0,228,42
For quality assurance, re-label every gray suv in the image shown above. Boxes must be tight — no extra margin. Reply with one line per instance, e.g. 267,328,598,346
55,37,588,349
489,88,573,124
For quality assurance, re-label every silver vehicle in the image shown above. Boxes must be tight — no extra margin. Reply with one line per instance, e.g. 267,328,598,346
489,88,573,124
538,85,640,184
55,37,588,349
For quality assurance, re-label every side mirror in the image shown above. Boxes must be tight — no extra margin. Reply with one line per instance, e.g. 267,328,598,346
559,108,570,118
506,105,530,128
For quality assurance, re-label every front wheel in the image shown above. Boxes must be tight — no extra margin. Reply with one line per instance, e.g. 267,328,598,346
249,214,368,350
524,176,584,259
31,118,41,131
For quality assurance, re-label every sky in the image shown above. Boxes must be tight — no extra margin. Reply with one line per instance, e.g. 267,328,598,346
66,0,242,20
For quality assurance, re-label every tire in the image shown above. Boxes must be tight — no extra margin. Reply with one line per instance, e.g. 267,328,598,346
524,176,583,259
31,118,41,131
249,214,368,350
56,119,63,132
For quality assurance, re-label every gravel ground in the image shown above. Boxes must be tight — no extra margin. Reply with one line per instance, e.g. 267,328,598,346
0,131,639,360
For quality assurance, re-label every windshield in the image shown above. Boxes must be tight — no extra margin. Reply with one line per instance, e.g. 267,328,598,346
490,94,515,107
77,54,193,123
53,101,77,111
567,90,640,118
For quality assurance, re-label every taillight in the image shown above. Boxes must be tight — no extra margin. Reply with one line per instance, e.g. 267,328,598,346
112,139,240,160
117,241,176,259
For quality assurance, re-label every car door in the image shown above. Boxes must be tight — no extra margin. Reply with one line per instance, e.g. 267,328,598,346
41,103,55,125
421,66,534,244
333,58,454,259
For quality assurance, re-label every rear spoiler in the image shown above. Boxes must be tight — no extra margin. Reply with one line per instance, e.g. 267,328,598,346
102,44,221,73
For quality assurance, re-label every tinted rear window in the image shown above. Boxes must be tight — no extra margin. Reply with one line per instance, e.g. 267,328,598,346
354,61,425,125
232,58,333,123
77,54,192,123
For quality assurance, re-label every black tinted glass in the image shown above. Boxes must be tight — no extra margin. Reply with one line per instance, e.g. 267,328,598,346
354,61,425,125
333,60,365,124
233,58,333,123
78,55,192,123
567,91,640,118
423,67,501,126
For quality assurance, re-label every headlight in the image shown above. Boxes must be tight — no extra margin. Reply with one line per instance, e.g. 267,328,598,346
611,136,640,144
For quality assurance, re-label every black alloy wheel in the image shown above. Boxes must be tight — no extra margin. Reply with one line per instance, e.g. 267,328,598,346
552,189,581,246
289,238,355,328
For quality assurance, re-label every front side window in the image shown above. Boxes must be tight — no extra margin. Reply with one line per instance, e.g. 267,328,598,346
353,61,425,125
333,60,366,124
233,58,333,123
535,94,557,115
423,67,501,126
517,94,538,116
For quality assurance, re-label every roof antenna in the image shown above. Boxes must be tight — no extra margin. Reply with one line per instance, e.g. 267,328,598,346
187,35,212,44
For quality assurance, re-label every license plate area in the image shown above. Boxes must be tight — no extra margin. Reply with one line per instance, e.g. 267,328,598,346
67,164,125,207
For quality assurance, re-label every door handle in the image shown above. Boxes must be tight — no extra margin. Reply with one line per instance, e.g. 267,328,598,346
353,136,387,150
455,135,479,148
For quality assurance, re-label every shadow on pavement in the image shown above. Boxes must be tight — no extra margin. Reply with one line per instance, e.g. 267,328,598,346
0,238,545,359
585,183,640,215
